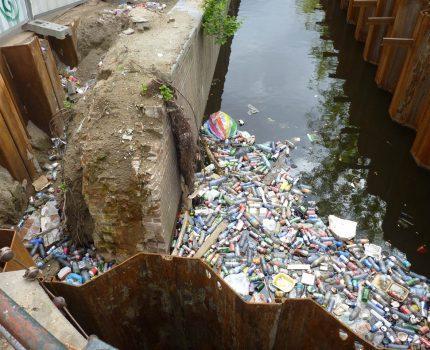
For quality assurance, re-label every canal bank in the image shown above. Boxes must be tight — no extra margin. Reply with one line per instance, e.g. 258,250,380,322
58,0,232,259
206,0,430,276
0,0,429,348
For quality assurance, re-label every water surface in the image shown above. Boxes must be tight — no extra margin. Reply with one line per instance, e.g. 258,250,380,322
205,0,430,275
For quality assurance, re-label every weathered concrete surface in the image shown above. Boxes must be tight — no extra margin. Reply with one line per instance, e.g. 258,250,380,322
171,0,223,134
0,270,86,349
62,0,222,259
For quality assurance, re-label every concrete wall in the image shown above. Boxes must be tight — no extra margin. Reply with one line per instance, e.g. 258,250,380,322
156,4,222,249
171,7,221,138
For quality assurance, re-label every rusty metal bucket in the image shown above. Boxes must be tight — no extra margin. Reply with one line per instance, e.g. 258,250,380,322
43,253,376,350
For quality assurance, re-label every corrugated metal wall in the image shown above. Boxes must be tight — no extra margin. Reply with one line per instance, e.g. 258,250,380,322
0,0,29,36
30,0,83,17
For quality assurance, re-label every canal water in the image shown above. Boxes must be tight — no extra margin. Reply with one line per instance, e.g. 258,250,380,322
205,0,430,275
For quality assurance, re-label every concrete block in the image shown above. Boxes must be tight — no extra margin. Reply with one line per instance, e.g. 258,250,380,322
23,20,71,40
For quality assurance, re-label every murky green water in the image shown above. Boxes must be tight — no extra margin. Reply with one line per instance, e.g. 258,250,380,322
205,0,430,275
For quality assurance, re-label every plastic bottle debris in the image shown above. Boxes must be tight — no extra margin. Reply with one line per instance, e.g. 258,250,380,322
172,122,430,349
140,1,166,11
247,104,259,115
306,133,318,143
16,132,115,286
328,215,357,241
224,272,249,296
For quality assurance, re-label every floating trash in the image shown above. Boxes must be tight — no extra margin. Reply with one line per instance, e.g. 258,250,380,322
203,111,238,140
172,119,430,349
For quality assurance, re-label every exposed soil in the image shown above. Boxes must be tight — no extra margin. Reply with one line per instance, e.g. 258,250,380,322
55,0,197,257
0,166,27,227
54,1,131,82
0,0,201,254
27,121,52,165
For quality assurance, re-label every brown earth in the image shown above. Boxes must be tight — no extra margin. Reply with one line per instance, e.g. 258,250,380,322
0,166,27,227
0,122,50,227
27,120,52,165
56,0,199,260
0,0,203,254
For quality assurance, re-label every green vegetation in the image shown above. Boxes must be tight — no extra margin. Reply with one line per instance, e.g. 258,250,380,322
63,100,73,110
140,83,148,96
159,84,174,101
59,182,67,192
299,0,320,14
202,0,241,45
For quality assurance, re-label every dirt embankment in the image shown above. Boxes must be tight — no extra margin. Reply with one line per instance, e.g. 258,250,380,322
54,1,134,247
59,0,200,259
0,167,27,226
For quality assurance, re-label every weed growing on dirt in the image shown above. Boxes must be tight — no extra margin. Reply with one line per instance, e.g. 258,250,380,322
140,83,148,96
159,84,174,101
59,182,67,192
202,0,241,45
63,100,73,110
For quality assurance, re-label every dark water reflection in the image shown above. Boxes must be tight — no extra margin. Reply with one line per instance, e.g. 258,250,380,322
205,0,430,275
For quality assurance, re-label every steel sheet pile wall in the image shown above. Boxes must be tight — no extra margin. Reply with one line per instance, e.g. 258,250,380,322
0,36,65,183
0,229,34,272
375,0,427,93
363,0,395,64
335,0,430,170
44,254,375,350
0,53,39,183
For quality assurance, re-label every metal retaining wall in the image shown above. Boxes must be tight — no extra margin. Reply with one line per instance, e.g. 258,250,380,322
44,253,375,350
332,0,430,170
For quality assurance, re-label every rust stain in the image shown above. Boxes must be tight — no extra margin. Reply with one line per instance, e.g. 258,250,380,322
44,253,376,350
0,229,35,272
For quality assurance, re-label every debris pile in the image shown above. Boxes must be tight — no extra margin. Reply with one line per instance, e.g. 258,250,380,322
60,67,96,102
17,134,116,285
171,113,430,349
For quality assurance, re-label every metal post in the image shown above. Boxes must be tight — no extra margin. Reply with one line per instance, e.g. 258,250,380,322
0,289,67,350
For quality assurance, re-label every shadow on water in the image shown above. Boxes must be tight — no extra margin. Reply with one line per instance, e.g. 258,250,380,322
205,0,430,275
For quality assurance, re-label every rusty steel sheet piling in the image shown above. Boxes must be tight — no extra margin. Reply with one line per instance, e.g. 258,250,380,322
44,253,376,350
412,100,430,169
363,0,396,64
353,0,377,42
0,64,39,183
0,228,34,272
389,9,430,129
347,0,360,24
333,0,430,172
375,0,428,93
340,0,349,10
1,36,64,135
